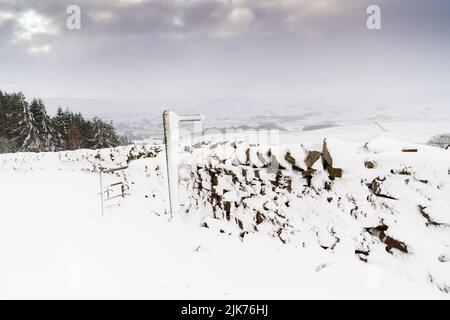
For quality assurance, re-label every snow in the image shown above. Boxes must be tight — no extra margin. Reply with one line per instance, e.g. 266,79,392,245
1,125,450,299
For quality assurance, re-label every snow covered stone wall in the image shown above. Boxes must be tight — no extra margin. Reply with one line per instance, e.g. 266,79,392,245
179,138,450,294
0,144,162,173
1,137,449,295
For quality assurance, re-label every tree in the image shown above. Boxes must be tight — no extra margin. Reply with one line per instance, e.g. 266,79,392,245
0,137,9,154
30,99,58,151
8,93,42,152
0,90,124,152
119,135,133,146
53,109,94,149
67,121,81,150
91,117,120,149
0,91,7,138
52,107,70,149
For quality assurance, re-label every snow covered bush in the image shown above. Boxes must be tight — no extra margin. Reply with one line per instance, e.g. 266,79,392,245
428,134,450,149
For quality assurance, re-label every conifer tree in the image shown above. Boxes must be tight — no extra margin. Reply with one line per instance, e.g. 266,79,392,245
91,117,120,149
0,91,7,138
9,93,42,151
30,99,57,151
0,90,124,152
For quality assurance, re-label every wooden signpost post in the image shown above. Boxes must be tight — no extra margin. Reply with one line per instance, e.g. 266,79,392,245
163,110,205,217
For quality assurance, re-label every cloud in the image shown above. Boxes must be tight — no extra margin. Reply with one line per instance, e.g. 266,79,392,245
89,10,114,23
209,7,255,38
115,0,146,6
27,43,51,54
0,8,57,54
14,10,58,42
0,0,448,56
0,0,357,48
0,10,14,25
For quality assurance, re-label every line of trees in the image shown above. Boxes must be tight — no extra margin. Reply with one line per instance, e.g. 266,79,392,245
0,90,126,153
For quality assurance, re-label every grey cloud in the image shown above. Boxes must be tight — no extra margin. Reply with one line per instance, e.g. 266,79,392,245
0,0,363,49
1,0,449,41
1,0,449,107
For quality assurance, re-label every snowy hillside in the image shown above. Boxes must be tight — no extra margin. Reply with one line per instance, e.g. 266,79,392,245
1,128,450,299
58,95,450,142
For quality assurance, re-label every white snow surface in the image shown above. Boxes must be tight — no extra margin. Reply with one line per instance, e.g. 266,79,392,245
1,127,450,299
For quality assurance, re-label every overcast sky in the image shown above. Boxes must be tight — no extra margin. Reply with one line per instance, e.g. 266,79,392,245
1,0,449,110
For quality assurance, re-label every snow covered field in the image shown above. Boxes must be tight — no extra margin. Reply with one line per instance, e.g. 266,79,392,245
1,122,450,299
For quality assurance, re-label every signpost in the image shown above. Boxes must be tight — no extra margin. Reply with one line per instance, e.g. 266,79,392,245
163,110,205,217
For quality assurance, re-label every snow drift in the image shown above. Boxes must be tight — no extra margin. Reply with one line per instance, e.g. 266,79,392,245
1,136,450,298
